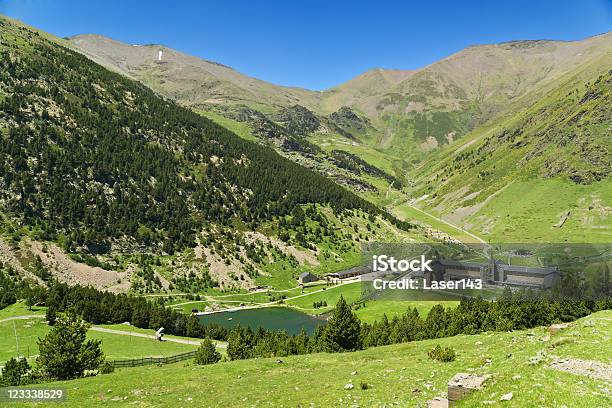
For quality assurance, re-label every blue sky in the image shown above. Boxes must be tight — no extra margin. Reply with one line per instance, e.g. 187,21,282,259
1,0,610,90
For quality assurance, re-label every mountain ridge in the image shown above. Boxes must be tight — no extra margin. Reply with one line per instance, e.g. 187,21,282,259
67,30,612,157
70,31,612,95
68,33,322,112
64,26,612,245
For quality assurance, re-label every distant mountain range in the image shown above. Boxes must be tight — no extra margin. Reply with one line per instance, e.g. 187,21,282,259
0,12,610,296
67,31,612,167
69,32,611,119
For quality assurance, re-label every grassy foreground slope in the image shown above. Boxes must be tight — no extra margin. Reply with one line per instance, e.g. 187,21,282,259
28,310,612,407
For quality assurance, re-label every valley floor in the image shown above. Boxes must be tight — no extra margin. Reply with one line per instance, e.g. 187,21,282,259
21,310,612,407
164,281,455,324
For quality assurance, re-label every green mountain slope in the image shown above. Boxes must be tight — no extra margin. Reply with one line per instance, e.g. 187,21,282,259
69,32,612,162
324,35,611,145
411,65,612,242
0,16,419,292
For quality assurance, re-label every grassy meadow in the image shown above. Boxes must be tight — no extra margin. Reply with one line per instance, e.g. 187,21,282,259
0,317,199,366
464,178,612,243
0,303,202,368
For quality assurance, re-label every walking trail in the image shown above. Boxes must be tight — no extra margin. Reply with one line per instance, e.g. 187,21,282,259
1,315,226,349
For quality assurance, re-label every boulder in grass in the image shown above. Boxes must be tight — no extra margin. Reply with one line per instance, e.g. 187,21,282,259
427,396,449,408
547,323,570,335
447,373,491,402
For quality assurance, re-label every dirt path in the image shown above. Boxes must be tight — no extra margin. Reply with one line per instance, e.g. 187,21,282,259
0,315,45,324
89,326,226,349
549,358,612,381
1,315,226,349
405,203,487,244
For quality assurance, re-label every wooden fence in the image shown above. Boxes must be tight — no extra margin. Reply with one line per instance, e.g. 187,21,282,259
109,350,198,368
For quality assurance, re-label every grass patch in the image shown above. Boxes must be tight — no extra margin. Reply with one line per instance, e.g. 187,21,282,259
285,282,363,313
354,300,459,324
197,110,257,142
392,202,483,243
0,319,200,366
466,178,612,243
0,302,46,320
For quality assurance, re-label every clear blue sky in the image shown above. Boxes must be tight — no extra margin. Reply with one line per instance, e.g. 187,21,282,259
1,0,610,90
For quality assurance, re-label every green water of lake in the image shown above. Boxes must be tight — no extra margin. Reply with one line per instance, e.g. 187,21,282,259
199,307,327,335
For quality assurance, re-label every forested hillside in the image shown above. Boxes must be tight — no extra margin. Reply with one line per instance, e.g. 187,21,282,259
0,17,415,291
69,31,612,243
67,34,403,196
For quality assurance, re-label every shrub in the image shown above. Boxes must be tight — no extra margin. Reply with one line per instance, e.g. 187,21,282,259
194,339,221,365
313,300,328,309
427,345,456,362
0,357,31,386
99,361,115,374
46,307,57,326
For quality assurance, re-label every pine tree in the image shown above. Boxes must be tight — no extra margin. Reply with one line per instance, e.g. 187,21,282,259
45,306,57,326
227,326,253,360
425,304,448,338
295,328,310,354
36,312,105,380
320,296,362,352
194,339,221,365
0,357,30,386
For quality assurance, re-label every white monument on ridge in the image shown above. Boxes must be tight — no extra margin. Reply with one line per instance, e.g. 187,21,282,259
158,50,163,61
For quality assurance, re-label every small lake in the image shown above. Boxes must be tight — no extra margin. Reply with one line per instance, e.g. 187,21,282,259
199,307,327,335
